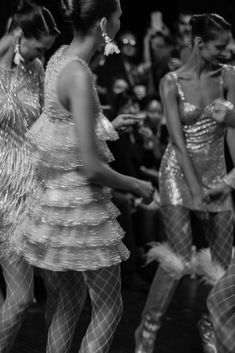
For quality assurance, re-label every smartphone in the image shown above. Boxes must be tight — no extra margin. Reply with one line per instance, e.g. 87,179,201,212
136,112,147,120
151,11,163,31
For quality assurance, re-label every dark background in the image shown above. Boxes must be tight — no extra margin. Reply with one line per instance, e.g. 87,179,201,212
1,0,235,38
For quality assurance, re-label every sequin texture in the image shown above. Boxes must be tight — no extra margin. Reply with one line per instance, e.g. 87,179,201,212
159,68,234,212
12,46,129,271
0,59,44,259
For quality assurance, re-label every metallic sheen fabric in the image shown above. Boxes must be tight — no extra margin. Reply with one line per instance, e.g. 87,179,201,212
159,67,235,212
0,59,44,258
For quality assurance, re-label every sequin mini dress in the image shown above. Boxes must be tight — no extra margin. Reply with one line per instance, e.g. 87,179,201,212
159,67,234,212
13,46,129,271
0,59,43,259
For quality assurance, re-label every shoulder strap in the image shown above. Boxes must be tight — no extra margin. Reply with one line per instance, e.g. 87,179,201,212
172,72,185,101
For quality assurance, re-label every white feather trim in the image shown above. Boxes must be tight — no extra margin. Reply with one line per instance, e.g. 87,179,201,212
196,248,226,285
145,242,190,277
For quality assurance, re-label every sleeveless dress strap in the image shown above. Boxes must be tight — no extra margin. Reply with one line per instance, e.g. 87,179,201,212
172,72,185,101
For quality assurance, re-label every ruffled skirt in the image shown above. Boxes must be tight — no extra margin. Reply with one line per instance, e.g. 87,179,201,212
12,114,129,271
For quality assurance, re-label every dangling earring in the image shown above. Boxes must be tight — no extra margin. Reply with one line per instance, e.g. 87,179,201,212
13,28,25,66
101,29,120,56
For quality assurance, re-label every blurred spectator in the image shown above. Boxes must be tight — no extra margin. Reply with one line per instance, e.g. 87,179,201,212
139,96,168,173
143,26,182,95
174,12,192,63
175,12,192,47
94,30,147,103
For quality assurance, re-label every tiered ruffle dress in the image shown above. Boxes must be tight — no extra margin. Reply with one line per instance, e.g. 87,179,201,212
13,46,129,271
0,59,44,259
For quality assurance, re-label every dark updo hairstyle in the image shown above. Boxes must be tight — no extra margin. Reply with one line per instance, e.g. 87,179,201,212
8,0,60,39
61,0,119,34
189,13,231,44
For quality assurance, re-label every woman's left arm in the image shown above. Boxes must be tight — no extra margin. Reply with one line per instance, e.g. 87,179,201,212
212,68,235,127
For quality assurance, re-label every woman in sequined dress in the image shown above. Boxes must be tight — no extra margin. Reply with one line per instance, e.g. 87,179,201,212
135,14,235,353
12,0,154,352
0,2,59,352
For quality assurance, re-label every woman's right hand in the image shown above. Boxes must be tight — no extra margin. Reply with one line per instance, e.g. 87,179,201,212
134,180,155,205
203,181,232,202
192,191,208,211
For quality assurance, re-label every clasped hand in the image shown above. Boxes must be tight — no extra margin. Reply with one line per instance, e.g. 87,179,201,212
211,98,234,123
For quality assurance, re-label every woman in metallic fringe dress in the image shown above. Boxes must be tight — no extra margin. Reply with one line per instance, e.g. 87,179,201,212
135,13,235,353
12,0,154,352
0,2,59,352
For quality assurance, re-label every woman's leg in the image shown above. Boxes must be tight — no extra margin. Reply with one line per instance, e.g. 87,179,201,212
206,211,233,270
135,206,193,353
80,264,122,353
205,211,234,353
42,269,61,328
0,253,34,353
46,271,87,353
208,258,235,353
196,211,233,353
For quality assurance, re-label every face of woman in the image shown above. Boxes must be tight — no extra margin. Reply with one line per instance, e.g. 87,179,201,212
20,34,56,62
106,0,122,40
200,30,232,66
151,35,170,60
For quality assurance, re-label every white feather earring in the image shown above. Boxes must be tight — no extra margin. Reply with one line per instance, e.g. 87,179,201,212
101,31,120,56
13,29,25,66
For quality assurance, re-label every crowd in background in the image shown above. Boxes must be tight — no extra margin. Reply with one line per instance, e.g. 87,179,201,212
1,9,235,296
89,11,235,291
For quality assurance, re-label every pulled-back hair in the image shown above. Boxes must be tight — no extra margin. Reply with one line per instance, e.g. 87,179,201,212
61,0,119,34
9,0,60,39
190,13,231,43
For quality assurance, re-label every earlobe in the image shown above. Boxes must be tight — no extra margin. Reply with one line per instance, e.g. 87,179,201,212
195,36,203,49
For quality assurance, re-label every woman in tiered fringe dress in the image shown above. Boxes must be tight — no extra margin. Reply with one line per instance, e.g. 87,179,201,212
12,0,154,352
0,2,59,352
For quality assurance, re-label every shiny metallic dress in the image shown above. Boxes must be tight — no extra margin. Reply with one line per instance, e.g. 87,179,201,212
13,46,129,271
159,67,233,212
0,59,43,258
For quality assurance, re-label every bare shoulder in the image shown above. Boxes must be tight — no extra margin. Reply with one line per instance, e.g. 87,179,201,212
222,64,235,86
58,60,93,99
160,71,177,95
62,61,91,88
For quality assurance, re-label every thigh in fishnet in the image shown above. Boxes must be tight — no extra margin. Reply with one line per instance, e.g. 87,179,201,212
206,212,233,270
42,270,61,328
0,254,34,353
208,259,235,353
80,265,122,353
161,206,193,261
46,271,87,353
